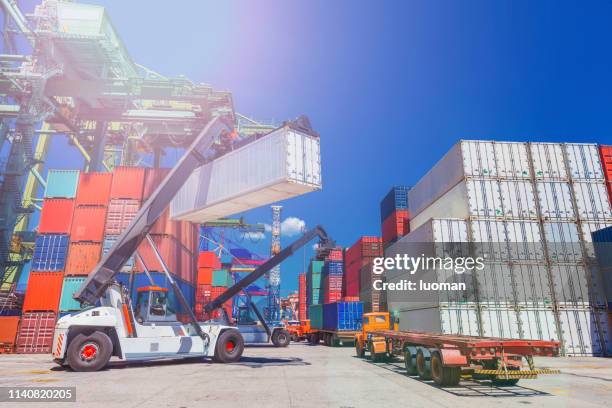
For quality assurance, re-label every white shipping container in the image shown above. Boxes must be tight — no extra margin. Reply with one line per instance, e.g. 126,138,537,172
551,264,591,306
470,220,508,260
397,304,481,336
499,180,538,219
170,127,321,222
572,181,612,221
505,220,545,261
557,308,611,356
530,143,568,179
408,140,498,218
564,143,604,181
479,305,521,339
475,263,514,303
536,181,575,219
512,263,553,305
517,307,559,341
494,142,531,179
542,222,583,263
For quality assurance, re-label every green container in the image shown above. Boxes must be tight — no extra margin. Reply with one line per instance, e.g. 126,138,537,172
310,261,324,274
309,304,323,329
44,169,80,198
309,287,321,305
59,276,86,312
212,269,232,287
310,273,321,288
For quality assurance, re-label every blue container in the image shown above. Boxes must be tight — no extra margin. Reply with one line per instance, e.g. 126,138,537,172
380,185,409,222
230,248,251,260
593,226,612,269
32,234,69,271
322,302,364,331
322,261,344,276
0,309,21,316
44,169,80,198
115,272,195,311
103,236,134,269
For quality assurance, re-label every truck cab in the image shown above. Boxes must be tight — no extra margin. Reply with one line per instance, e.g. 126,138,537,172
286,319,310,341
354,312,394,358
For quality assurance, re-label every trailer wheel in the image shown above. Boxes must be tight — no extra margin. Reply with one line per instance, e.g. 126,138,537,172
291,333,298,342
492,367,520,386
430,351,460,386
355,341,365,358
309,333,319,345
67,331,112,372
404,347,417,375
214,329,244,363
416,348,432,380
272,329,291,347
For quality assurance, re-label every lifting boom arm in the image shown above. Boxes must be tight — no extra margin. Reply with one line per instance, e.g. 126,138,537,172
204,225,334,315
74,116,234,306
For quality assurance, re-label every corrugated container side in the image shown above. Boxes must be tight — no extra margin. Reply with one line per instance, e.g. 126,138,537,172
44,169,79,198
110,167,145,200
211,270,232,287
22,272,63,312
16,312,56,354
494,142,531,179
102,236,134,271
75,172,113,206
557,307,611,356
198,251,221,269
536,181,575,220
572,181,612,221
59,276,86,311
564,143,604,181
479,305,521,339
143,167,171,200
70,206,107,242
38,199,75,234
309,304,323,329
530,143,568,180
65,242,103,275
380,186,408,222
600,145,612,181
322,302,363,331
134,235,186,275
32,234,69,271
0,316,20,345
382,209,409,244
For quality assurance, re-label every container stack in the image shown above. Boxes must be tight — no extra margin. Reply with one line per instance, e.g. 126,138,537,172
601,145,612,205
387,140,612,356
18,169,79,353
194,251,219,320
344,237,383,312
593,226,612,312
306,260,324,314
298,273,307,320
321,261,343,304
380,186,410,247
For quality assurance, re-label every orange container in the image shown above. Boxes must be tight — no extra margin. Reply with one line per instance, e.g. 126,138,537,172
38,199,75,234
70,206,107,242
179,245,197,284
151,208,180,237
198,251,221,269
110,167,145,200
75,172,113,206
143,167,170,200
65,242,102,275
197,267,213,285
0,316,20,344
600,145,612,181
105,198,140,235
22,271,63,312
135,234,179,274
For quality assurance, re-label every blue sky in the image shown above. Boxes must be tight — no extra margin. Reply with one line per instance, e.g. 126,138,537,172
14,1,612,295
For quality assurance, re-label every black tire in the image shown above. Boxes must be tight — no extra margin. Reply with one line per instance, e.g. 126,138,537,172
271,329,291,347
66,331,113,372
404,349,417,375
430,351,461,386
416,349,432,380
310,333,320,345
492,367,520,386
214,329,244,363
290,333,298,342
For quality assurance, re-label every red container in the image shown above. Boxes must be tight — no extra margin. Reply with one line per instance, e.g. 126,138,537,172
135,235,192,278
143,168,171,200
70,206,107,242
197,267,213,285
326,248,343,261
75,172,113,206
196,284,212,303
22,272,63,312
65,242,102,275
151,208,180,236
198,252,221,269
38,199,75,234
600,145,612,181
105,198,140,235
344,237,383,298
382,209,409,244
110,167,145,200
0,316,20,346
342,296,360,302
16,312,56,354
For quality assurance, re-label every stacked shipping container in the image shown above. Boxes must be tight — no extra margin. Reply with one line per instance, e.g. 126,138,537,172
387,141,612,356
298,273,307,320
380,186,410,247
344,237,384,312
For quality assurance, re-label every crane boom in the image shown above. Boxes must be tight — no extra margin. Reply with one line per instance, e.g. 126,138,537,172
74,116,234,306
204,225,334,314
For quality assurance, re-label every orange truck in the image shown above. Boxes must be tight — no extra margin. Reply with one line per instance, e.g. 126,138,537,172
286,320,311,342
354,312,561,387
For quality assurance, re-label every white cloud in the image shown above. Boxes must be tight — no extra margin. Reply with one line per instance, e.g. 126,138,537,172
281,217,306,237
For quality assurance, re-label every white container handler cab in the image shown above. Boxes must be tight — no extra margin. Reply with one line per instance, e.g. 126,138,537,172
51,116,332,371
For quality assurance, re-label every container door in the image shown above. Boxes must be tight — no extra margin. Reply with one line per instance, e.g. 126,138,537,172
565,144,604,181
573,182,612,221
536,181,575,220
543,222,582,263
530,143,568,179
499,180,537,219
517,308,559,341
461,140,496,177
494,142,531,179
505,220,544,261
466,179,503,218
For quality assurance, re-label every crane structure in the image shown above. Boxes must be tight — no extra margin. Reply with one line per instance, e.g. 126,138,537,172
0,0,276,294
266,205,282,321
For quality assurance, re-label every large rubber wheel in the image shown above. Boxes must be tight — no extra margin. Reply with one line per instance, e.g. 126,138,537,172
430,351,461,386
309,333,319,345
290,333,298,342
67,331,113,372
355,341,365,358
492,367,520,386
416,348,432,380
404,348,417,375
271,329,291,347
214,330,244,363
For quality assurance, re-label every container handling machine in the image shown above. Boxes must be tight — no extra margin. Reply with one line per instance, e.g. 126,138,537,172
50,116,333,371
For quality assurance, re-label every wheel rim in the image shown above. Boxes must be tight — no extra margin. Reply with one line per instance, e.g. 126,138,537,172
279,334,287,343
431,356,442,381
416,353,424,374
80,343,99,362
226,340,236,353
